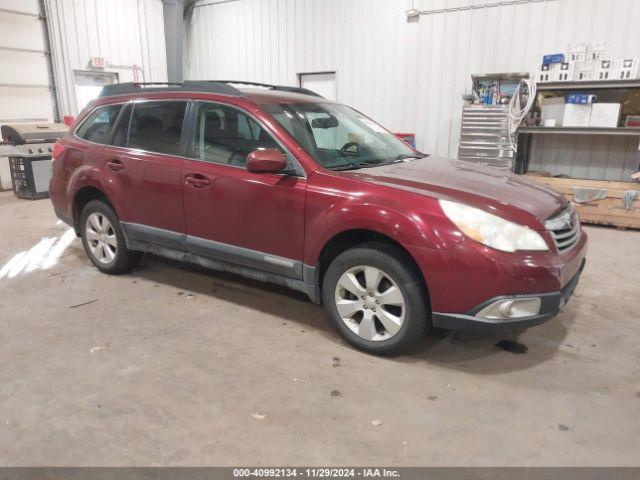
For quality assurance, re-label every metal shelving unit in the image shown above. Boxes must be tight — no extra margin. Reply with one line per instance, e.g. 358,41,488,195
537,79,640,91
515,80,640,229
518,126,640,136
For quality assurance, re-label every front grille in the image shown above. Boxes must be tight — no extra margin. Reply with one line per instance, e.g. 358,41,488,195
545,203,581,252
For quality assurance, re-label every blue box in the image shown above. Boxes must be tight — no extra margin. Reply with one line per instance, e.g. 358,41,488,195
566,94,597,104
543,53,565,64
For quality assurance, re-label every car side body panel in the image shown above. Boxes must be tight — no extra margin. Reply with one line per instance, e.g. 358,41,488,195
50,134,123,224
303,169,465,257
104,146,185,235
181,159,307,271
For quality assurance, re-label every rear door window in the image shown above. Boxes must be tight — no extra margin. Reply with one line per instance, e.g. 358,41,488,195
75,104,123,144
128,101,187,156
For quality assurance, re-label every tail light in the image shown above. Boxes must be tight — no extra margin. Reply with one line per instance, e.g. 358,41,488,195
51,142,65,161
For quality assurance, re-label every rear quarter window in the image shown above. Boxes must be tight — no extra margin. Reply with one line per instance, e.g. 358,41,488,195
75,104,123,144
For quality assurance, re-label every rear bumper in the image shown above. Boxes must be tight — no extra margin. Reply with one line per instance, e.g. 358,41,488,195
54,208,74,227
432,258,585,333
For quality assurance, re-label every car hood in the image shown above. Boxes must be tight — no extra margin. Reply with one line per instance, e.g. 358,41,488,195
342,157,567,229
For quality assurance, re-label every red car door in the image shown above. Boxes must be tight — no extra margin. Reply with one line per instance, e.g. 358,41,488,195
104,100,188,249
181,101,306,279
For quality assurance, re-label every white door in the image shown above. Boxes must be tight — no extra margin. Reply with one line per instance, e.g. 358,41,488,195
74,71,119,113
299,72,336,101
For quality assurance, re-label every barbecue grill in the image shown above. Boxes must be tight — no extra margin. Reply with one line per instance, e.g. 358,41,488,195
0,122,68,199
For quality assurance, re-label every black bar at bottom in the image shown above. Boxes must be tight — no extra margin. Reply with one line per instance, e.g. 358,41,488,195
0,467,639,480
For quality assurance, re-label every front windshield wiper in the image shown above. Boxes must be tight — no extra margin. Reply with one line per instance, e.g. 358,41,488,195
330,160,384,171
392,153,429,162
331,154,429,171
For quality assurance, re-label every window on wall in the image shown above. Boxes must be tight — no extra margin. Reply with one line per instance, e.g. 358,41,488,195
194,103,280,166
128,101,187,155
75,104,123,144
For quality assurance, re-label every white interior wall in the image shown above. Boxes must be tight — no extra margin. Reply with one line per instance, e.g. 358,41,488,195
184,0,640,157
0,0,54,124
45,0,168,117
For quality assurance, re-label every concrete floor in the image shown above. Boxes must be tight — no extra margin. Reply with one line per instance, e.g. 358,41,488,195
0,190,639,466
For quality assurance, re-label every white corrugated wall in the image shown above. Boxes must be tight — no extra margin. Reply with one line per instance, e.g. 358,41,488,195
45,0,168,117
0,0,54,124
184,0,640,157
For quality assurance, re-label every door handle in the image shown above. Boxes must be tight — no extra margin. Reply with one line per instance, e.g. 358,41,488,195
185,173,211,188
106,158,125,171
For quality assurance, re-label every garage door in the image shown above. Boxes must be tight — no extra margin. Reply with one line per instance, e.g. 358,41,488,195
0,0,55,126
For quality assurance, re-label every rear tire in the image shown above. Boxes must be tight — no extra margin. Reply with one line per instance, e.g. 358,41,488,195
80,200,141,274
322,242,430,355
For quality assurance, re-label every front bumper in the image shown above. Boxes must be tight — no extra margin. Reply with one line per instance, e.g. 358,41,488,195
432,258,585,333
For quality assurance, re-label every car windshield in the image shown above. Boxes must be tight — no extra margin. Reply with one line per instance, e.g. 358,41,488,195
263,102,426,170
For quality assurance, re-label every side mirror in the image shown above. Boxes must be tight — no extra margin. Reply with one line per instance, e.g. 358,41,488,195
246,148,287,174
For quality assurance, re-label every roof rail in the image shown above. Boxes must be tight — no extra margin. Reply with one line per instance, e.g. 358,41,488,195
99,80,323,98
99,81,242,97
215,80,323,98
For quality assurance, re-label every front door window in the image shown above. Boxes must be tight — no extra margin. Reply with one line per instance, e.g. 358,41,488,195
194,103,281,167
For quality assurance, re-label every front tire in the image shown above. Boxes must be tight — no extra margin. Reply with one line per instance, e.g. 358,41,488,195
322,242,430,355
80,200,141,274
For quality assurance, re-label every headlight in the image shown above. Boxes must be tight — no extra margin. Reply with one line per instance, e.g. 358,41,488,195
439,199,548,253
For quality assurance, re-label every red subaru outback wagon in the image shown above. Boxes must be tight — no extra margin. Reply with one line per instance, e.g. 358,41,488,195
50,81,587,355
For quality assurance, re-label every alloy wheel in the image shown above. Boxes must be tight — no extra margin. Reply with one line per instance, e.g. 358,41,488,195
334,265,406,341
85,212,117,264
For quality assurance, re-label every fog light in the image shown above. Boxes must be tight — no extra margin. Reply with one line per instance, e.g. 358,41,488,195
476,297,541,320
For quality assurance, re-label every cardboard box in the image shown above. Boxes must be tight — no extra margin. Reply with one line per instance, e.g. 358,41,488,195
596,70,614,80
566,44,587,63
567,43,587,53
573,60,596,81
616,58,640,80
575,70,595,81
596,60,615,80
575,60,597,71
587,51,607,62
586,41,610,62
568,52,586,62
563,104,591,127
557,62,574,81
589,103,621,127
625,115,640,127
541,97,565,126
536,70,557,83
